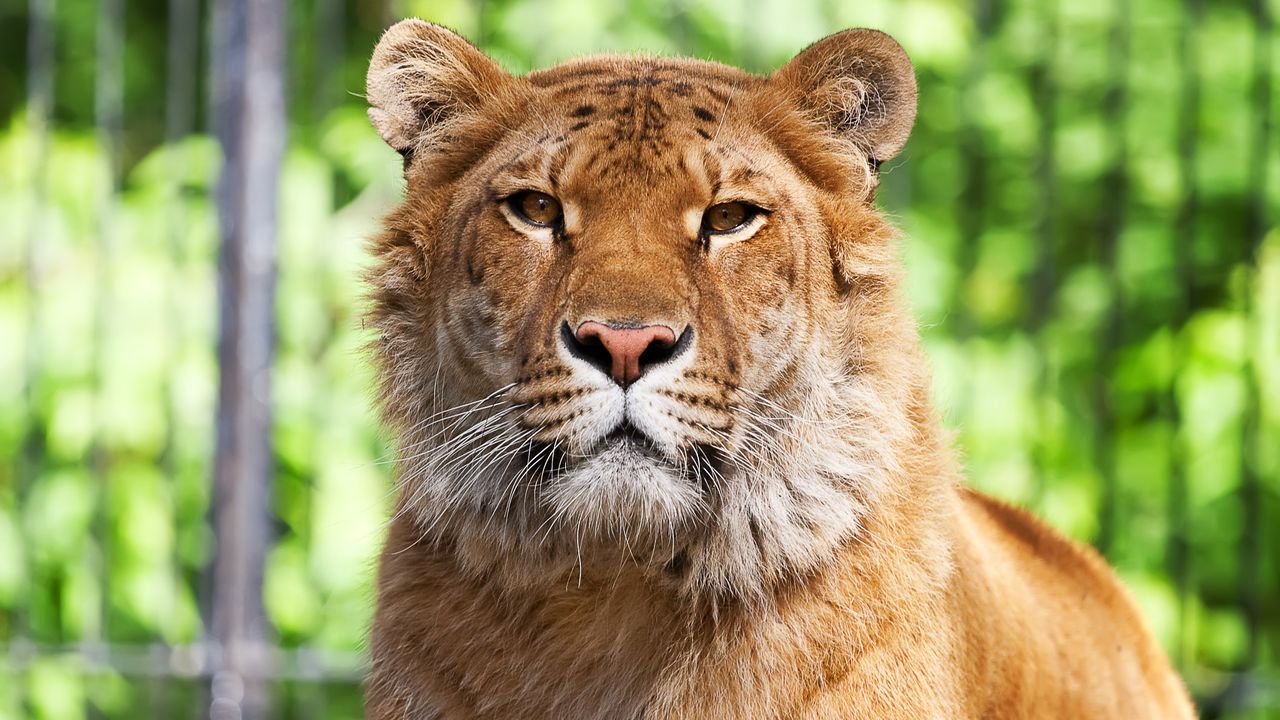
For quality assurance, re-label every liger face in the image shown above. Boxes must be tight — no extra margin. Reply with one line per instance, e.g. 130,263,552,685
423,60,833,531
367,21,918,587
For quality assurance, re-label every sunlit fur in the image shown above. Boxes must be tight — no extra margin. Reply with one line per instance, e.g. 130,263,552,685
363,20,1195,720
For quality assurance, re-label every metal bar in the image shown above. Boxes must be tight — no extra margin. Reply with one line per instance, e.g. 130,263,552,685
739,0,759,72
161,0,201,716
15,0,56,713
1239,0,1273,688
0,642,366,683
475,0,491,49
199,3,217,715
209,0,286,713
166,0,200,142
315,0,345,118
1169,0,1203,673
1026,0,1059,507
668,0,693,56
305,1,345,716
927,0,999,456
1092,0,1131,557
876,2,911,219
951,0,997,343
59,637,1280,707
90,0,125,714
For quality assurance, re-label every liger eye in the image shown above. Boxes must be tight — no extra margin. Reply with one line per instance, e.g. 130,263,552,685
702,201,757,234
508,191,563,227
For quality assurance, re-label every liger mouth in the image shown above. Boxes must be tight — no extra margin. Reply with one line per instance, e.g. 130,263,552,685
521,419,728,497
602,420,666,458
601,421,730,492
518,421,667,478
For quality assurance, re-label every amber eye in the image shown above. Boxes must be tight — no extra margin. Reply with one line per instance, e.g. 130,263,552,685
509,191,563,227
702,201,755,234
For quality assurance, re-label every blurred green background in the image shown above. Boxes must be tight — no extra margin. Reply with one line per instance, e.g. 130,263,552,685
1,0,1277,717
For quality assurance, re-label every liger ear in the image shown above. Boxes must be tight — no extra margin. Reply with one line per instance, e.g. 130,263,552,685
769,29,917,167
366,19,512,157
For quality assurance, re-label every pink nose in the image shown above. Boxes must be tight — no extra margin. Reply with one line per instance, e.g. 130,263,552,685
573,321,678,386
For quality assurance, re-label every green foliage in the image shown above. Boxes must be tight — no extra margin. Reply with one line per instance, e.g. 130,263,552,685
1,0,1277,718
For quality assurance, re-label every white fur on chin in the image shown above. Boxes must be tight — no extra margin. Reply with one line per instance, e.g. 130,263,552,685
396,338,909,606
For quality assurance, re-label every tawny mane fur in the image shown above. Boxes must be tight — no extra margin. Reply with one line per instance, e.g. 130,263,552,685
362,19,1195,719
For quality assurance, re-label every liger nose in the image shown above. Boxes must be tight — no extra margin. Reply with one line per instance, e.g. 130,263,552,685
563,321,681,387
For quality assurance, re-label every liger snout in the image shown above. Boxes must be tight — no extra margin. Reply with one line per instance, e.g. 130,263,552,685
562,321,686,386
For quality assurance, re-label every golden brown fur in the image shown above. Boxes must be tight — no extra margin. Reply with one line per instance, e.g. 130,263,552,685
361,20,1195,719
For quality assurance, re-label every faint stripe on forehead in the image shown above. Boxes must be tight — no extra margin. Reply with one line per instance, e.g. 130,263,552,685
531,66,748,103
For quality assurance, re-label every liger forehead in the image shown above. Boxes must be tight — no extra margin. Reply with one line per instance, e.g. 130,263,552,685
520,57,762,183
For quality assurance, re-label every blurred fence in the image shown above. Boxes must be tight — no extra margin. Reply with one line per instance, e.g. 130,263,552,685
1,0,1277,718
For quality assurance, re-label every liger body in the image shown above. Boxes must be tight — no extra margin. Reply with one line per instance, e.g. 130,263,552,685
361,20,1194,719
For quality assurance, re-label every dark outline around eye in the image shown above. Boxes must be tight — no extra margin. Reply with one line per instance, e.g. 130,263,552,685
506,191,563,229
701,202,764,237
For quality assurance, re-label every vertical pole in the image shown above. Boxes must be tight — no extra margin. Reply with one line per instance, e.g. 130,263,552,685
1239,0,1272,701
161,0,199,716
15,0,55,711
307,0,343,713
1026,0,1058,507
669,0,688,56
738,0,758,72
209,0,285,713
91,1,124,712
876,2,910,219
315,0,344,118
1170,0,1202,673
954,0,994,338
1092,0,1131,557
